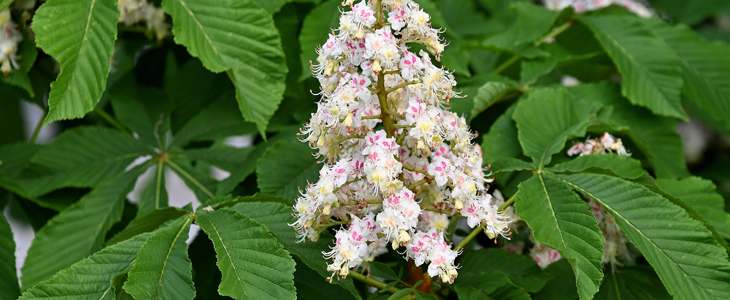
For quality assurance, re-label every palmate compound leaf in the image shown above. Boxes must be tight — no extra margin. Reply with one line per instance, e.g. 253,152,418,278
21,163,151,289
469,78,520,122
578,14,688,121
513,87,600,167
162,0,287,135
124,216,195,300
31,0,119,125
228,200,361,299
645,19,730,135
555,173,730,300
195,208,296,300
0,207,19,300
18,231,153,300
482,104,521,165
514,173,604,300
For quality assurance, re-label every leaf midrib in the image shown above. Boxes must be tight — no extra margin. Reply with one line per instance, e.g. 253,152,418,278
50,0,98,117
556,176,713,299
586,18,680,115
175,0,220,56
199,214,248,297
156,216,192,298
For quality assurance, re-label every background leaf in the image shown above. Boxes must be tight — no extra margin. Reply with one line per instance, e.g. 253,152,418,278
513,87,599,167
0,207,19,300
646,19,730,135
32,0,119,124
578,14,687,120
124,216,196,300
594,268,671,300
656,177,730,239
556,173,730,300
547,154,647,179
514,173,604,300
458,248,552,293
256,139,320,203
195,208,297,300
18,231,153,299
298,0,339,81
162,0,287,135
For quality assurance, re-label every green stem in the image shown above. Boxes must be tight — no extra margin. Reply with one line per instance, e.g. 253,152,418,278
407,178,428,190
499,194,516,212
29,108,47,144
491,54,521,75
455,226,482,251
385,80,418,94
338,199,383,206
362,115,381,120
94,106,131,136
534,20,574,46
490,20,574,75
167,160,215,199
349,270,401,294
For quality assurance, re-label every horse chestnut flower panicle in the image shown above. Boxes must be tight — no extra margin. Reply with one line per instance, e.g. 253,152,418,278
0,9,22,75
291,0,511,284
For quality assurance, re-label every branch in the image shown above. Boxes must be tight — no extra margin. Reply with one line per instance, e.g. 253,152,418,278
386,80,418,94
349,270,401,294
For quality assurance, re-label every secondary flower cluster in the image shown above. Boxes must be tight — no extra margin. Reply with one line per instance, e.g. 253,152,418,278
543,0,652,18
0,8,22,75
568,132,630,156
589,200,632,267
118,0,169,41
292,0,510,284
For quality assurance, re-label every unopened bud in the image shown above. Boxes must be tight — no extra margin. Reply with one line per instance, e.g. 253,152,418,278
343,112,353,127
355,28,364,39
317,135,326,147
397,229,411,244
454,199,463,210
323,202,333,215
372,59,381,73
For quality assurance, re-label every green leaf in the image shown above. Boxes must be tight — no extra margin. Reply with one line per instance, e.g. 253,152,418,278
162,0,287,135
469,79,520,122
177,146,254,173
578,14,687,120
458,248,552,293
17,126,151,198
454,269,531,300
568,82,689,178
547,154,646,179
514,173,604,300
109,77,172,148
511,2,560,44
0,142,41,200
257,140,319,203
530,260,578,300
32,0,119,125
298,0,339,81
0,209,19,300
106,207,191,246
20,163,150,289
594,268,671,300
480,32,549,59
657,177,730,239
369,261,399,281
555,173,730,300
195,208,297,300
481,104,521,165
513,87,599,167
520,43,572,85
124,216,196,300
168,92,255,150
646,19,730,135
18,231,153,299
229,200,361,299
490,158,535,175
